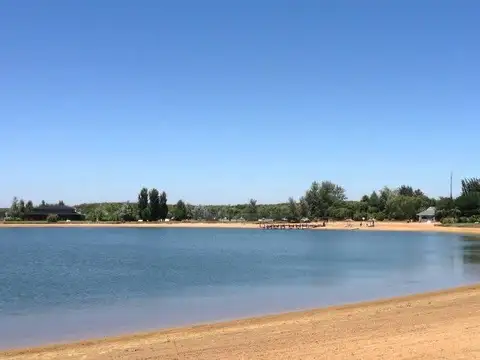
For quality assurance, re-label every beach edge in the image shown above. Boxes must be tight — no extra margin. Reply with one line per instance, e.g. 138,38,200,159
2,283,479,357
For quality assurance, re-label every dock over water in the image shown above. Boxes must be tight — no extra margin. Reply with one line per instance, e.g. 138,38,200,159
259,223,323,230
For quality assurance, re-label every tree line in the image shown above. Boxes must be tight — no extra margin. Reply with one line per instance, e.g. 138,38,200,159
3,178,480,223
1,198,69,221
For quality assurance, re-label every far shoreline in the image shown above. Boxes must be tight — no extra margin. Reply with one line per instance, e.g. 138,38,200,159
2,220,480,235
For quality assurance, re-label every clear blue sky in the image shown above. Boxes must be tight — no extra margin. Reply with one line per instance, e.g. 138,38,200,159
1,0,479,206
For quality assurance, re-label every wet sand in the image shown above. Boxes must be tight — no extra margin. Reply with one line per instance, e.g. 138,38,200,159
1,284,480,359
2,220,480,235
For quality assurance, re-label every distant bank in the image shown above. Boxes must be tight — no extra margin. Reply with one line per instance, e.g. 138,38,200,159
1,220,480,235
2,284,479,360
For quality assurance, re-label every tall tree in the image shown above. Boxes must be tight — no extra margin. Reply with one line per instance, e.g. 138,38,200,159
461,177,480,195
305,182,321,218
298,196,310,218
368,191,380,215
304,181,346,219
174,200,187,221
398,185,414,197
25,200,34,215
18,199,26,220
379,187,394,212
413,189,425,197
159,191,168,220
369,191,380,207
137,187,149,220
247,198,258,221
287,197,298,221
455,193,480,218
116,202,137,222
455,177,480,218
148,188,161,221
9,197,20,219
359,195,369,213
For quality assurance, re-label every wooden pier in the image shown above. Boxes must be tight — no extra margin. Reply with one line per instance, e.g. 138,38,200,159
259,223,324,230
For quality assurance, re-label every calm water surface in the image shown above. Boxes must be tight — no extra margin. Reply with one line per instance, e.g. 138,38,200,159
1,228,480,349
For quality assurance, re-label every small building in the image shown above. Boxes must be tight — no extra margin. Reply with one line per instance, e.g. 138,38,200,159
417,207,436,223
25,205,85,221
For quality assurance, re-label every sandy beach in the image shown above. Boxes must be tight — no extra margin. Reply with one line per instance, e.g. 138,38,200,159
1,284,479,359
2,220,480,235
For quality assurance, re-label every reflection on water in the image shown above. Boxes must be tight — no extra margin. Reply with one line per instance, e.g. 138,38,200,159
461,236,480,262
460,236,480,278
1,228,480,349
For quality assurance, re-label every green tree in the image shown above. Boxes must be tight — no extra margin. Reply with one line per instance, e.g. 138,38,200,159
398,185,414,197
385,195,422,220
247,199,258,221
304,181,346,219
329,206,352,220
287,197,298,221
87,207,107,222
456,193,480,218
414,189,425,197
435,197,458,220
25,200,34,214
120,202,137,221
174,200,187,221
298,196,309,218
367,191,380,215
9,197,20,219
455,177,480,219
148,188,161,221
18,199,26,220
138,187,149,220
359,195,369,213
379,187,395,213
191,205,212,220
461,178,480,195
186,203,195,220
159,191,168,220
304,182,321,218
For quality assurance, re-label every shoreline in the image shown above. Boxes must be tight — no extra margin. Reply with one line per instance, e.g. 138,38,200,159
2,284,480,359
2,220,480,235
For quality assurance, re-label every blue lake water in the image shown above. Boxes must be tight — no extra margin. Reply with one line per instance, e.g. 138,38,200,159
1,228,480,349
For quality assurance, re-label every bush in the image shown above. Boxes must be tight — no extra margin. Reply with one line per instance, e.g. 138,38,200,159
440,217,457,225
46,214,59,223
374,212,386,221
469,215,480,223
352,212,366,221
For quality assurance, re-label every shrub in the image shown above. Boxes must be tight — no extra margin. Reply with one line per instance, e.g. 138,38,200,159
440,217,457,225
469,215,480,223
375,212,386,221
352,212,366,221
46,214,59,223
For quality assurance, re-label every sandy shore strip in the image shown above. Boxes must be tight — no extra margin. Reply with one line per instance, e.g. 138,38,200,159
2,285,480,359
2,220,480,235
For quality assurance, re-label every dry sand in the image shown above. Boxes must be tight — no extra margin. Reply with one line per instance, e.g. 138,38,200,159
1,284,480,359
2,220,480,235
